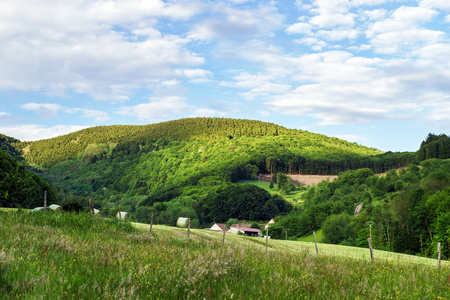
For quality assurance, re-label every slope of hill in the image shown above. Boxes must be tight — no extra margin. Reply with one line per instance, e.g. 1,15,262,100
0,118,416,224
0,149,55,208
9,117,386,168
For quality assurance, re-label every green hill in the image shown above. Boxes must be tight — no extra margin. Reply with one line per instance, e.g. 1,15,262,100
1,118,416,225
0,149,55,208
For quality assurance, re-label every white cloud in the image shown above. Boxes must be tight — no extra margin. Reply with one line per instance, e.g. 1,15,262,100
363,9,386,21
118,96,189,121
420,0,450,11
285,22,313,35
21,103,63,117
180,69,213,80
334,134,368,144
187,2,284,40
191,108,226,117
0,0,205,101
0,124,88,141
318,29,359,40
229,72,291,100
295,38,329,51
366,6,443,53
310,13,357,28
65,108,110,123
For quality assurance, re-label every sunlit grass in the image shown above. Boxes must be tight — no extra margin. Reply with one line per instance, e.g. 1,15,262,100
1,210,449,299
237,180,305,205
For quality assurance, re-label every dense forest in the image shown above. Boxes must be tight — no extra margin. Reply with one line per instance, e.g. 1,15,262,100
0,149,55,208
3,118,450,259
270,157,450,258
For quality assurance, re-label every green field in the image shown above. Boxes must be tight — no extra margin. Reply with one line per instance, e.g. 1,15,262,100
237,180,305,205
1,210,449,299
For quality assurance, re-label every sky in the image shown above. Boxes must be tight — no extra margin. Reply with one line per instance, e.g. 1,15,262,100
1,0,450,152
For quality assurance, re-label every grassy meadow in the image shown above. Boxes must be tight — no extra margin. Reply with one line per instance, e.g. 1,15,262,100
1,210,450,299
237,180,305,205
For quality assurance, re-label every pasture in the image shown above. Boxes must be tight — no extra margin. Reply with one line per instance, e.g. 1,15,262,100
1,210,449,299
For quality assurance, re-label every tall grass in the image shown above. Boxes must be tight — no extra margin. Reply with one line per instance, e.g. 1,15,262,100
1,210,449,299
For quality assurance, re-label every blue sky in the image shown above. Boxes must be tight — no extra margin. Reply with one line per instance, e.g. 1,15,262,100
1,0,450,152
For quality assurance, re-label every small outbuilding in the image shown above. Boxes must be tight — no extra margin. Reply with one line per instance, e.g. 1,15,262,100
230,226,262,237
209,223,228,232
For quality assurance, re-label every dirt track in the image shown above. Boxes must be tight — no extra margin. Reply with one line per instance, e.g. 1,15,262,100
258,174,338,186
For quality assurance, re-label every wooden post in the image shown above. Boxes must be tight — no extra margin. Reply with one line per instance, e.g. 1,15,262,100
438,242,441,269
149,213,154,235
222,229,226,246
43,190,47,213
118,205,121,224
187,219,191,241
265,227,269,255
313,231,319,256
366,221,374,243
368,238,374,261
285,229,288,240
89,198,94,215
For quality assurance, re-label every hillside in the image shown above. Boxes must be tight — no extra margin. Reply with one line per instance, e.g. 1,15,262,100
0,118,416,226
6,118,388,168
0,149,55,208
1,210,449,299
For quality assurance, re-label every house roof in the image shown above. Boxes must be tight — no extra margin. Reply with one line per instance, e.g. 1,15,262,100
210,223,229,232
231,223,251,228
233,227,261,233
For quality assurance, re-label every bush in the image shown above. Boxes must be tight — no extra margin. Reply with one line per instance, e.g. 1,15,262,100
61,195,85,213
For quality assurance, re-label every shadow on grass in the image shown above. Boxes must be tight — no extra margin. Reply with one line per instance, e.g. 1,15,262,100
0,264,12,298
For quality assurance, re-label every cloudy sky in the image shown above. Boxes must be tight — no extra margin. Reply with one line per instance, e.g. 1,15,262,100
1,0,450,151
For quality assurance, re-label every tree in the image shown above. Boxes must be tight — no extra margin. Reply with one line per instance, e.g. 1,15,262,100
322,213,354,245
226,218,239,228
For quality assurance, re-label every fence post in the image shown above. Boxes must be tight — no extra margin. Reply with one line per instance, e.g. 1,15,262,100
43,190,47,213
89,198,94,215
265,227,269,255
187,219,191,241
313,231,319,256
368,238,374,261
118,205,121,225
222,230,226,246
438,242,441,269
149,213,154,236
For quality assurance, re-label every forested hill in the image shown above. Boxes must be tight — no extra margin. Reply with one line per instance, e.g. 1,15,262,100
7,117,386,168
1,118,417,218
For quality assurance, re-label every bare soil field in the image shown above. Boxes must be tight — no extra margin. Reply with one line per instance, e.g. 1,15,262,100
258,174,338,186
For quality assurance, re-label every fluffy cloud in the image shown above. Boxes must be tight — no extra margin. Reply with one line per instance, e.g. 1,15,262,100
187,2,284,40
0,0,204,101
21,103,64,118
118,96,189,121
65,108,110,123
366,6,443,53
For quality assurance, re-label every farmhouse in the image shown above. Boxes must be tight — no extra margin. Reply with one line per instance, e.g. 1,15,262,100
230,224,262,237
209,223,228,232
